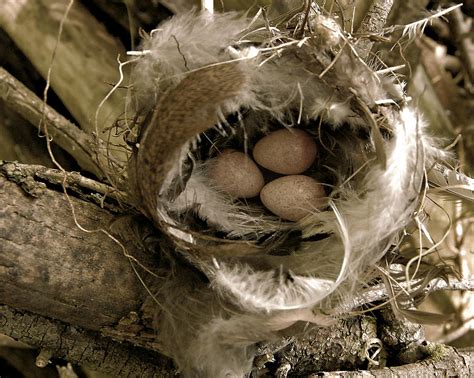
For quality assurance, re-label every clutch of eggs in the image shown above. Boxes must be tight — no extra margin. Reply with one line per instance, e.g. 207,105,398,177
208,129,326,221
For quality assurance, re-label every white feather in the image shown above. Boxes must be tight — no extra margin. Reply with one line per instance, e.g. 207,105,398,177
213,263,334,312
168,164,286,237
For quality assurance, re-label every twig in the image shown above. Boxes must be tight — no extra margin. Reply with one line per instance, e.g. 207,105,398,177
0,0,127,145
447,6,474,90
356,0,394,58
0,67,122,180
40,0,75,176
341,278,474,312
201,0,214,13
318,41,348,79
436,318,474,344
0,161,128,206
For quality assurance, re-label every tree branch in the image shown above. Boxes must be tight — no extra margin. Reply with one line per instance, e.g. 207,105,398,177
447,6,474,89
319,347,474,377
1,161,129,208
1,170,473,375
356,0,394,58
0,174,148,330
0,0,128,153
0,68,121,179
0,304,176,376
343,278,474,312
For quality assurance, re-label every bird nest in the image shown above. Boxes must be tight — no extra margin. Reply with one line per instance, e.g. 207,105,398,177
119,5,454,376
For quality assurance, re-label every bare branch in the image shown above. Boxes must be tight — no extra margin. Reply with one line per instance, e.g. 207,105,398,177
311,347,474,377
356,0,394,58
0,67,122,179
0,0,128,152
447,6,474,89
343,278,474,312
0,305,176,376
0,161,129,207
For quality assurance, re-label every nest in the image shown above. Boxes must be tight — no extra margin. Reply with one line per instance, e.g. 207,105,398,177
121,5,453,377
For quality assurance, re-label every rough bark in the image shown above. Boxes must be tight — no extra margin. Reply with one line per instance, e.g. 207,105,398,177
0,304,175,377
356,0,394,57
254,316,379,375
0,174,145,330
316,347,474,377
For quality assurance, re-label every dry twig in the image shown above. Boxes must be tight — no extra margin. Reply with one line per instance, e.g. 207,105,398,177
0,161,128,207
356,0,394,58
447,6,474,90
0,67,122,179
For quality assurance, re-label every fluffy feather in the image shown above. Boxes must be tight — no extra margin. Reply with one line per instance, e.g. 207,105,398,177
168,163,286,237
211,107,440,315
213,263,334,311
132,12,395,127
132,11,251,109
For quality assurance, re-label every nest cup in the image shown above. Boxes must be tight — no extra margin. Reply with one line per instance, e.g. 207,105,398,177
124,7,448,377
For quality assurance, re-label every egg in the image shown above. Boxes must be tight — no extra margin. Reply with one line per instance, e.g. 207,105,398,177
207,149,264,198
253,128,317,174
260,175,326,221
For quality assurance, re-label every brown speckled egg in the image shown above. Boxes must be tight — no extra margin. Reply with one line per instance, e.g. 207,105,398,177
253,128,317,174
260,175,326,221
208,149,264,198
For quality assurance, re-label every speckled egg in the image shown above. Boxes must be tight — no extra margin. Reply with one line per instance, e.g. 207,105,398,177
208,149,264,198
260,175,326,221
253,128,317,174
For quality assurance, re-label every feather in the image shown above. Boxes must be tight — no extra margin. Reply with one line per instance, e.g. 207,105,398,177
387,4,463,43
132,11,252,110
135,62,248,221
213,263,334,312
131,11,395,127
169,164,287,237
428,163,474,202
209,107,440,326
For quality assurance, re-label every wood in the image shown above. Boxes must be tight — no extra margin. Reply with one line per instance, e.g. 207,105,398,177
317,348,474,377
0,174,146,330
0,304,176,377
356,0,394,58
0,67,116,178
1,171,473,376
0,0,128,154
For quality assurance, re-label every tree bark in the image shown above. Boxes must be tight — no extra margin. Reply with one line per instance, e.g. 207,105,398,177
318,347,474,377
0,304,176,377
0,173,145,330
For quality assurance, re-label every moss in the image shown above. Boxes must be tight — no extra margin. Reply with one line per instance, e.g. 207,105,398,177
425,343,451,362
